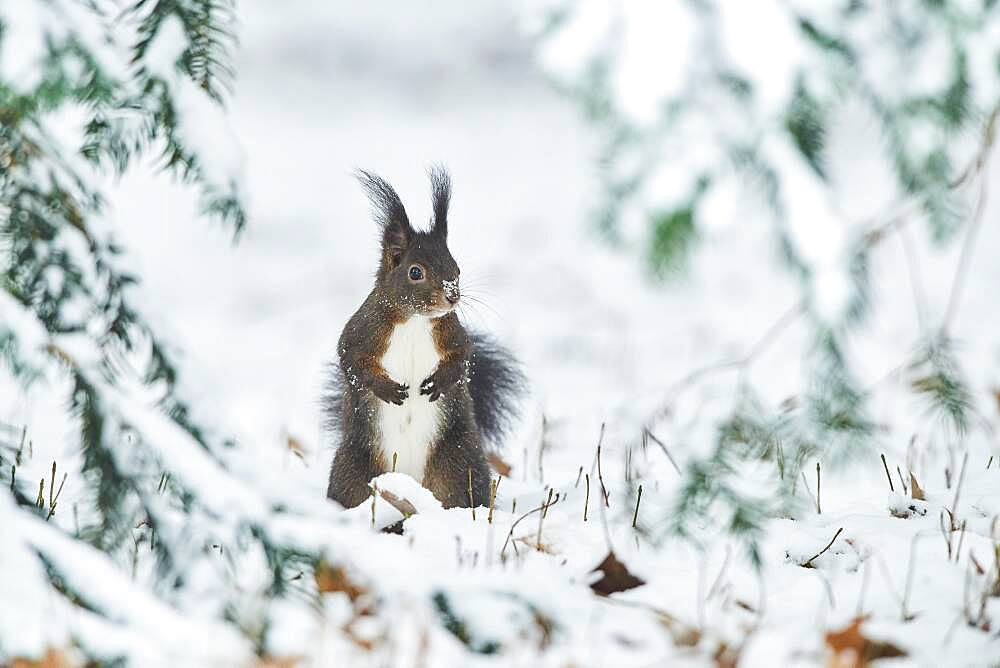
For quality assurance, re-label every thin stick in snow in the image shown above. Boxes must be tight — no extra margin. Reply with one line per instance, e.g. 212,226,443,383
536,488,554,551
501,500,550,557
468,468,476,521
881,453,895,492
644,428,681,475
488,477,498,524
955,520,967,563
800,471,817,510
537,415,548,483
803,527,843,568
632,484,643,529
816,462,822,515
950,451,969,529
584,473,590,522
895,465,908,495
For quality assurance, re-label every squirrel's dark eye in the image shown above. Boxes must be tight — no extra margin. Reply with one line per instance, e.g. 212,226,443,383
408,265,424,281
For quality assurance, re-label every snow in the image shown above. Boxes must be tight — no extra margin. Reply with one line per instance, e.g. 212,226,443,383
140,14,246,204
4,1,1000,666
0,0,126,93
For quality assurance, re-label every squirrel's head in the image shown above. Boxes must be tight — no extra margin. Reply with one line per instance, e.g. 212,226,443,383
356,167,461,318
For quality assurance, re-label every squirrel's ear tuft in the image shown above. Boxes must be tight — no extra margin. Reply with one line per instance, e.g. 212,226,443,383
355,169,412,264
428,164,451,238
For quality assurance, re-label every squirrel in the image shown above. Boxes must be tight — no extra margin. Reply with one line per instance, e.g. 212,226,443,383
325,167,523,510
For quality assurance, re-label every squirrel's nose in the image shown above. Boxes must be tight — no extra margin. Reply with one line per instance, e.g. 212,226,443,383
446,292,460,305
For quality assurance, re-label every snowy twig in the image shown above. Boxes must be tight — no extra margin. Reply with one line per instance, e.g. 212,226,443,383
881,453,895,492
815,463,822,515
949,452,969,530
536,488,554,551
501,496,557,557
803,527,843,568
643,428,681,475
632,484,643,529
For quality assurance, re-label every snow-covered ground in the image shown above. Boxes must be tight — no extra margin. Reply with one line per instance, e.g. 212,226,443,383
5,1,1000,665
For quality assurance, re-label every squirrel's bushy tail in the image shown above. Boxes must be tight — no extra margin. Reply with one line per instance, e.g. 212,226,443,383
467,332,525,448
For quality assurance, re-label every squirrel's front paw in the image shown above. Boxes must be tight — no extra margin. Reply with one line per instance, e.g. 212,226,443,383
420,367,460,402
419,376,440,402
373,378,409,405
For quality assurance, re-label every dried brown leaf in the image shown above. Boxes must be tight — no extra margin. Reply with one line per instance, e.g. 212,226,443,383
909,471,925,501
257,658,303,668
286,434,308,460
11,649,75,668
315,562,366,601
825,617,906,668
589,550,646,596
487,453,512,477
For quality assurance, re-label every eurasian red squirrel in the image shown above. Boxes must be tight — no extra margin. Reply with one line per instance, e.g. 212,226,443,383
326,168,523,509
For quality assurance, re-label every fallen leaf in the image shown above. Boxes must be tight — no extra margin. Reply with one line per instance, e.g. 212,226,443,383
825,617,906,668
487,453,512,477
11,649,74,668
909,471,925,501
285,434,308,461
589,551,645,596
378,489,418,517
257,658,303,668
315,562,366,601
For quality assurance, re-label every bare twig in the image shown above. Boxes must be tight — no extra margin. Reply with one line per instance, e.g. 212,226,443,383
940,509,954,560
955,520,967,563
816,462,822,515
643,428,681,475
488,477,498,524
803,527,843,568
536,488,554,551
895,465,908,495
595,425,610,507
632,484,643,529
881,453,895,492
537,415,548,482
800,471,817,510
468,468,476,521
950,451,969,530
45,461,67,521
501,497,557,557
584,474,590,522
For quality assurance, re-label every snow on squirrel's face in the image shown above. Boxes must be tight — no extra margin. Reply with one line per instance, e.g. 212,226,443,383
362,168,460,318
385,230,461,318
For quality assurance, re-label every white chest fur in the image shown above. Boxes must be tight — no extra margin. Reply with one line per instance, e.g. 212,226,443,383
378,316,441,482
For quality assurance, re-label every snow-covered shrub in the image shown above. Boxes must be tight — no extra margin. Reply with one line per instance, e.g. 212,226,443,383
523,0,1000,561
